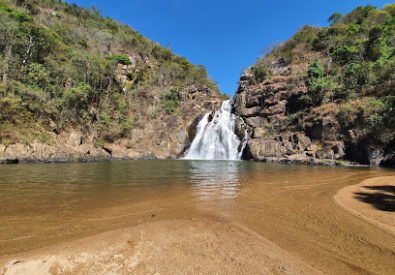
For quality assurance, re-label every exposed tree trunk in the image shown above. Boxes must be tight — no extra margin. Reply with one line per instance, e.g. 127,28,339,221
22,35,34,69
2,45,12,82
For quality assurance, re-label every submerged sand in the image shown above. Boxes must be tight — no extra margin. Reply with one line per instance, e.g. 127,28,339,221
1,219,318,275
1,162,395,275
334,176,395,236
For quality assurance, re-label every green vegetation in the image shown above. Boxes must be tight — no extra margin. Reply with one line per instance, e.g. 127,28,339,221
108,54,131,65
161,91,181,114
305,60,339,104
251,64,271,84
252,4,395,162
0,0,218,146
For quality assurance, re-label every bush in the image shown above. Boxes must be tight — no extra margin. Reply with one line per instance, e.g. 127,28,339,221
251,64,270,83
332,46,361,64
64,83,92,108
365,113,383,127
108,54,131,65
365,26,393,63
307,60,325,79
342,5,377,24
0,3,33,22
342,62,372,90
293,26,320,47
306,61,339,104
104,18,119,33
288,111,305,125
161,91,180,114
152,45,173,61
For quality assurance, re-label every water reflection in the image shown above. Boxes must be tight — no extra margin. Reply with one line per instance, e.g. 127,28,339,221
187,160,242,200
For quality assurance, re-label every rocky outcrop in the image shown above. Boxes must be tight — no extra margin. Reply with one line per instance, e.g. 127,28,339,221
233,53,394,167
119,84,221,160
233,58,353,166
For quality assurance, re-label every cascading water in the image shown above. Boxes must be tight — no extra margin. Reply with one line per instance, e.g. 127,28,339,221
184,100,247,160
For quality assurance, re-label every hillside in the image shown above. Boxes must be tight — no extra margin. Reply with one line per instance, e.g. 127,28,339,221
234,5,395,167
0,0,223,163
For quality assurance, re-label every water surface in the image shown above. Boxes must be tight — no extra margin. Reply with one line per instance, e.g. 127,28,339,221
0,160,394,273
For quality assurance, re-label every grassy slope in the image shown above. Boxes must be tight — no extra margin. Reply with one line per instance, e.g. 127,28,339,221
0,0,219,147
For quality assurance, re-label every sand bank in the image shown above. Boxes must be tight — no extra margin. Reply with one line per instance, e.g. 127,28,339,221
1,219,318,275
334,176,395,236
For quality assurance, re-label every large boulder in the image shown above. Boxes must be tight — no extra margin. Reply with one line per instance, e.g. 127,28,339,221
249,138,286,160
245,117,267,128
239,106,262,117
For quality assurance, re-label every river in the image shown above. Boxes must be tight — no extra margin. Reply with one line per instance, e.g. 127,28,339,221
0,160,394,274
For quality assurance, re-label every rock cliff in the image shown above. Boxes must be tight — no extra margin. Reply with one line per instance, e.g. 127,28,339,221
234,5,395,167
234,57,345,165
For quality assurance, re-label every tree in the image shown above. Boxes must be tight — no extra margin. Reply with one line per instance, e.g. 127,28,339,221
328,12,343,24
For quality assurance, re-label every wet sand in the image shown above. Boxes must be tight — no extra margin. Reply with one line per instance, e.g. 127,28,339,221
334,176,395,236
0,161,395,274
1,219,318,275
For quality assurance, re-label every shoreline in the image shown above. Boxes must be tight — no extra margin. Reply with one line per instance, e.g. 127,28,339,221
0,155,159,165
334,176,395,237
0,153,381,168
253,156,371,168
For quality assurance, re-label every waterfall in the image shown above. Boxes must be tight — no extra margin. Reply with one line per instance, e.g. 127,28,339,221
184,100,246,160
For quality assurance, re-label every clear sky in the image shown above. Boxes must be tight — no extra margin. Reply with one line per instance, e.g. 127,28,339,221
67,0,391,95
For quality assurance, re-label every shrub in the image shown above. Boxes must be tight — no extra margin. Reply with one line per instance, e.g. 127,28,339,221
0,3,33,22
293,26,320,47
365,26,393,63
104,18,119,33
342,61,372,90
332,45,361,64
251,64,270,83
288,111,305,125
161,91,180,114
152,45,173,61
15,0,39,14
307,60,325,79
64,83,92,108
365,113,383,127
383,4,395,16
108,54,131,65
342,5,377,24
306,61,339,104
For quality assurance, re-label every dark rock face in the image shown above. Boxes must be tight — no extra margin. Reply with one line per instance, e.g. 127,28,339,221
381,141,395,167
381,153,395,167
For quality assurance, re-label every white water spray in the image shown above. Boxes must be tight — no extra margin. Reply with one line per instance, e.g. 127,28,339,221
184,100,247,160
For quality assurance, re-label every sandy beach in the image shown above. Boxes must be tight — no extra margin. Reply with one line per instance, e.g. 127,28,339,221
334,176,395,237
1,219,318,275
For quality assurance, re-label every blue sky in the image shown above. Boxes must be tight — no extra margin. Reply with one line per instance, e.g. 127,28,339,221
68,0,391,95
